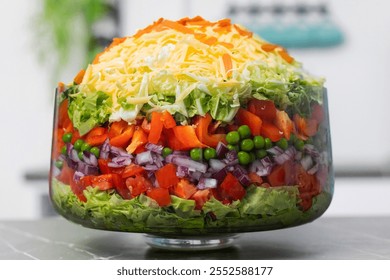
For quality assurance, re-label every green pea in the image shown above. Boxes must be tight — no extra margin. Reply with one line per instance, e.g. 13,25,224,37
81,142,91,152
162,147,173,157
295,139,305,151
238,151,251,165
78,151,84,160
240,138,254,152
204,148,217,161
227,144,239,152
61,146,67,156
226,131,240,145
256,149,267,159
190,148,203,161
253,135,265,149
90,147,100,158
289,134,297,144
237,125,251,139
74,139,84,151
264,138,273,149
55,160,63,169
277,138,288,150
62,133,73,143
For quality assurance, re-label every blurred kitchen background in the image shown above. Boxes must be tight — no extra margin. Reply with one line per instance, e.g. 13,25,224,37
1,0,389,220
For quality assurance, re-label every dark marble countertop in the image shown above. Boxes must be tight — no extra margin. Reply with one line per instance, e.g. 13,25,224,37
0,216,389,260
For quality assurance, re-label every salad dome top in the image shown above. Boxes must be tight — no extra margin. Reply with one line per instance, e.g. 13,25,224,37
70,16,324,134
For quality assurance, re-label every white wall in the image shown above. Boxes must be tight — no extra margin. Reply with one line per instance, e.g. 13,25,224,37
0,0,389,220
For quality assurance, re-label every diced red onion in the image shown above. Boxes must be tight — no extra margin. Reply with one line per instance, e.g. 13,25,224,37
69,148,82,163
208,159,226,172
225,150,238,162
82,151,98,166
256,165,273,177
232,165,251,186
110,146,132,158
176,165,190,178
190,171,202,181
212,168,227,184
261,156,273,167
144,164,159,171
295,151,303,161
304,144,320,158
172,156,208,173
307,162,319,175
109,156,132,167
197,177,217,189
52,166,61,177
223,158,239,166
216,142,229,158
301,155,314,171
135,151,153,165
100,139,110,159
267,146,284,156
173,150,189,156
145,143,164,154
73,171,84,181
77,162,99,175
152,153,164,168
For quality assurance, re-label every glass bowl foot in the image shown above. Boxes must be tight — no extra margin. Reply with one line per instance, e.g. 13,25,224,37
144,234,239,251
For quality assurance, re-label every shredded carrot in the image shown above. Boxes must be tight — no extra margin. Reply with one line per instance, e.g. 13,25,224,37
218,42,234,49
278,50,294,64
194,33,207,40
234,24,253,37
222,53,233,78
201,36,218,46
133,18,163,38
261,43,279,52
73,69,85,84
217,18,231,27
161,19,194,34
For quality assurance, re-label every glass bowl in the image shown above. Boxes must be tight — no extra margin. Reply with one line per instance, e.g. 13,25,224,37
49,85,333,250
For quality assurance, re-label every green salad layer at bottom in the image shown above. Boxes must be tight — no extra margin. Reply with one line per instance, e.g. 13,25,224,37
51,178,331,235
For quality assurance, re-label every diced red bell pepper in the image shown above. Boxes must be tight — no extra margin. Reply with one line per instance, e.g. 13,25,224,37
236,108,262,136
274,110,293,140
112,173,131,199
126,174,152,197
172,125,205,150
194,113,226,147
161,110,176,129
148,111,164,144
126,127,148,154
191,189,211,210
108,120,135,148
121,164,145,178
85,127,108,146
91,174,115,191
147,188,171,206
98,159,125,175
261,121,283,142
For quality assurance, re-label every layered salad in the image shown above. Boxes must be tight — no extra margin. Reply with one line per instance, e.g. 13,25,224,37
50,17,333,234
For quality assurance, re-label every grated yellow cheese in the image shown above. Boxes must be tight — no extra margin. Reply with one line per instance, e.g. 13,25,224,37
79,17,297,122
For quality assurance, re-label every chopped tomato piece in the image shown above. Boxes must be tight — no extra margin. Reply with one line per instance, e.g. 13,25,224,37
248,172,263,185
122,164,145,178
79,175,93,188
267,161,295,187
236,108,262,136
194,113,226,147
191,189,211,210
173,179,197,199
141,118,151,133
155,163,179,189
248,99,276,122
97,159,124,175
112,173,131,199
219,172,246,201
311,103,324,124
275,110,293,140
261,121,283,142
147,188,171,206
56,162,74,185
126,127,148,154
85,127,108,146
126,174,152,197
91,174,114,191
70,179,87,202
109,120,135,148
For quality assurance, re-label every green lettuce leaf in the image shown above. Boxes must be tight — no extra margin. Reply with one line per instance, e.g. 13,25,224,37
203,197,240,219
68,90,112,135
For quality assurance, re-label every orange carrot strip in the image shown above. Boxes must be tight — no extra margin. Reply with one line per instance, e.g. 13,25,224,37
218,42,234,49
278,50,294,64
217,18,231,27
161,19,194,34
261,43,279,52
201,36,218,46
234,24,253,37
73,69,85,85
222,53,233,78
